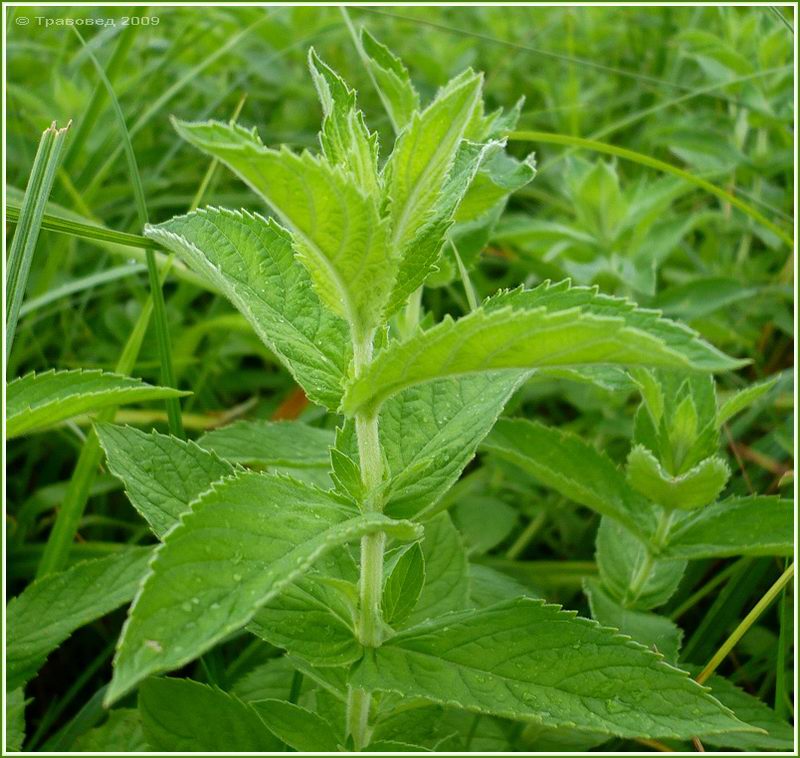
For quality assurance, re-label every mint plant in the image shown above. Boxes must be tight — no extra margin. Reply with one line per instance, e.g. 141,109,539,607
7,32,790,753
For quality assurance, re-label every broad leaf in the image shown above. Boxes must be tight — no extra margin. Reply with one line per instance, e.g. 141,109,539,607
352,597,751,739
6,369,187,439
405,512,470,628
96,423,234,538
139,678,281,752
483,418,656,539
6,688,26,752
252,699,341,751
7,547,152,690
663,496,793,559
197,419,334,469
383,542,425,625
452,495,518,555
72,709,150,752
626,444,730,511
584,578,682,663
359,28,419,133
144,207,350,408
106,471,421,703
343,282,743,416
172,120,393,334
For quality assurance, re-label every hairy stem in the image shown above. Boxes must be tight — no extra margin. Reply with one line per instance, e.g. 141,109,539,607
347,330,385,748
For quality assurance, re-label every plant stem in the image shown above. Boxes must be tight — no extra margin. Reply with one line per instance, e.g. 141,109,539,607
347,330,384,749
696,562,794,684
624,510,674,606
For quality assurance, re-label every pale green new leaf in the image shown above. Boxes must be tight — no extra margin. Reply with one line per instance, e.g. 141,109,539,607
72,709,150,752
626,444,730,511
7,547,152,690
252,699,341,752
106,471,421,703
308,49,379,194
352,597,751,739
144,207,350,408
585,578,682,663
6,369,188,439
342,282,743,416
483,418,656,539
139,678,281,752
663,496,793,559
717,375,779,426
383,542,425,625
172,120,393,333
359,28,420,133
197,419,334,468
96,424,234,539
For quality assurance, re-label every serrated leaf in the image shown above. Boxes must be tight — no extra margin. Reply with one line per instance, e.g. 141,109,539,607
405,512,470,628
139,678,281,752
172,120,393,334
383,542,425,625
351,597,751,739
144,207,350,408
96,424,234,539
308,49,379,195
585,578,682,663
7,547,152,690
6,369,188,439
6,688,26,752
383,73,484,312
663,496,793,559
596,517,686,610
72,709,149,752
197,418,334,468
252,699,341,751
700,673,794,751
626,444,730,511
382,372,525,519
469,564,536,608
483,418,656,539
343,281,743,417
106,471,421,704
717,375,779,425
359,28,420,133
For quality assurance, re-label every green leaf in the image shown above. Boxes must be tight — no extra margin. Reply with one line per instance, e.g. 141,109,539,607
584,578,682,663
483,418,656,539
383,72,484,312
231,657,308,703
452,495,518,555
6,369,188,439
717,375,779,426
7,547,152,690
351,597,751,739
469,564,536,608
106,471,421,704
96,424,234,539
144,207,350,409
197,418,334,469
139,678,281,752
252,699,341,751
383,542,425,625
172,120,393,334
6,688,27,752
342,281,743,417
663,496,793,559
626,444,730,511
72,709,150,752
359,28,420,133
700,673,794,751
596,517,686,610
308,49,379,194
405,512,470,628
382,372,525,519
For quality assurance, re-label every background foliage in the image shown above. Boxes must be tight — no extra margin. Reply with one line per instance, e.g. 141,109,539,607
6,4,794,752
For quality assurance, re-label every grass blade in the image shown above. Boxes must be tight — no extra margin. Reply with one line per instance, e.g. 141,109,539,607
6,121,71,360
72,26,184,438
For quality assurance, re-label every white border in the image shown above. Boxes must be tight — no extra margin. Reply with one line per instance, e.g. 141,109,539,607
2,2,797,757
